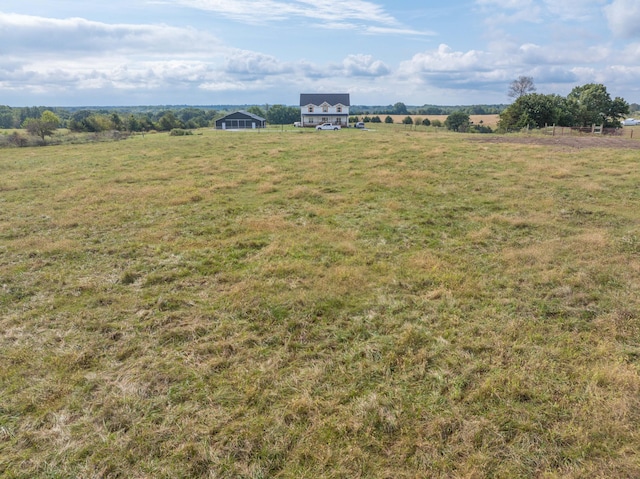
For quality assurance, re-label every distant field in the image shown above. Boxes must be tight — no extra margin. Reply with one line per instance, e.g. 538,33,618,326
1,128,640,477
378,114,500,127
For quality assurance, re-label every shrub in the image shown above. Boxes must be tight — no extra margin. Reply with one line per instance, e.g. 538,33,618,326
385,116,394,124
402,116,413,125
422,118,431,126
471,124,493,134
444,111,471,132
170,128,193,136
8,131,29,147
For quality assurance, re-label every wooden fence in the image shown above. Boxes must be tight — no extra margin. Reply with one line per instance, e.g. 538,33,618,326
542,124,635,138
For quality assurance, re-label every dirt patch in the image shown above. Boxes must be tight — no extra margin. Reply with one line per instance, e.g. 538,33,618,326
467,135,640,150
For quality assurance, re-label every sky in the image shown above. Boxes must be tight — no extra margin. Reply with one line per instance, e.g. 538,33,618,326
1,0,640,107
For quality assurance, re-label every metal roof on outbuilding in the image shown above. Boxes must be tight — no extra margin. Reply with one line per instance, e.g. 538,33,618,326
217,110,266,122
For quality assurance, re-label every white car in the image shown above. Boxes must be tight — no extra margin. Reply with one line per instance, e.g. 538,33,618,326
316,123,341,130
622,118,640,126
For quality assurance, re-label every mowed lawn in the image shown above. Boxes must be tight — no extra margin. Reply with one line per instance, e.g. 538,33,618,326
1,127,639,478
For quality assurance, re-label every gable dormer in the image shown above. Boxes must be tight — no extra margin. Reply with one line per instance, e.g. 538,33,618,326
300,93,350,109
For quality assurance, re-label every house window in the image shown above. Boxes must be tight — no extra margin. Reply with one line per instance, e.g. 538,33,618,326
337,106,342,113
336,118,342,125
308,106,314,113
322,117,328,123
323,105,329,113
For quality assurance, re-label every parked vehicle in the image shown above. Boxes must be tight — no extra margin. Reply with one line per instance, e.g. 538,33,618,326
293,121,302,127
622,118,640,126
355,122,365,129
316,123,341,130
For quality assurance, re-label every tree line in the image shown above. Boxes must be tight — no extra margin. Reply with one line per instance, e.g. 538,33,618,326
0,104,306,131
350,102,506,116
0,106,220,132
498,81,632,131
2,83,637,136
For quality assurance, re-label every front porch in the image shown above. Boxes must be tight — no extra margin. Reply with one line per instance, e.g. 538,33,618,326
300,114,349,128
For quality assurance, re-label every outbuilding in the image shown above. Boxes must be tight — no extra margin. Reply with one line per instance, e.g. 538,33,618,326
215,111,266,130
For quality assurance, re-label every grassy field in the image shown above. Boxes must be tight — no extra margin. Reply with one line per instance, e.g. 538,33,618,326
1,127,639,478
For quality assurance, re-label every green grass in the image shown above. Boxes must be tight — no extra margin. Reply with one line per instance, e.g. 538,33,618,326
1,127,639,478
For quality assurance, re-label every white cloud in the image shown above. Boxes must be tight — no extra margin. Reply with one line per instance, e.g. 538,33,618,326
225,51,293,77
176,0,397,25
341,54,389,76
604,0,640,38
0,12,239,101
199,80,252,92
544,0,604,21
400,44,496,74
365,26,436,36
0,12,224,57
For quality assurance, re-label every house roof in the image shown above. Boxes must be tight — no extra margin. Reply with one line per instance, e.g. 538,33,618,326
300,93,350,107
217,110,266,122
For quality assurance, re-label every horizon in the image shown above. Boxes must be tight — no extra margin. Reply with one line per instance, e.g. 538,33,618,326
3,102,511,110
2,1,640,106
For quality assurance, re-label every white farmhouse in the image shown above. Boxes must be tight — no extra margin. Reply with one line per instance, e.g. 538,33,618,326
299,93,350,128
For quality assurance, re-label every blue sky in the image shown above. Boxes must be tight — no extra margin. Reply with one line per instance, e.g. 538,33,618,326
1,0,640,106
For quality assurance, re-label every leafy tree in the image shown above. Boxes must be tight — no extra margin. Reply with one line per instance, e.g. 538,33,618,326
246,106,266,119
402,116,413,125
110,113,124,131
69,111,117,132
23,110,60,141
266,104,299,125
68,110,94,132
371,116,382,123
417,106,443,115
508,76,536,99
567,83,629,127
88,115,115,132
126,115,141,132
392,102,408,115
498,83,628,130
384,116,394,124
158,112,182,131
0,106,15,128
422,118,431,127
498,93,572,130
431,119,443,127
18,107,45,125
444,111,470,132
